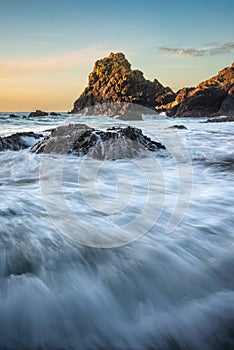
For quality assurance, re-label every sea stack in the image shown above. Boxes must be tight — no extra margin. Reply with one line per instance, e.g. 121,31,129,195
71,52,174,120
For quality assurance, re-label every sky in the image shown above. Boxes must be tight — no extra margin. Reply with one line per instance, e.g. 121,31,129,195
0,0,234,111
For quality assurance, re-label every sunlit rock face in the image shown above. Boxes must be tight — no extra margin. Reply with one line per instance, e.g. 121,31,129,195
71,52,173,120
71,52,234,119
31,124,165,160
71,53,234,119
157,62,234,117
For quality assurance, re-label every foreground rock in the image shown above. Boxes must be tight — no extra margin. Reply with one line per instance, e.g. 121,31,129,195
71,52,173,120
0,132,43,152
158,62,234,117
31,124,165,160
203,116,234,123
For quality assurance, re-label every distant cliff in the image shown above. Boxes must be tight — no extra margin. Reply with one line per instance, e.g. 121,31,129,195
71,52,234,118
71,52,173,119
157,62,234,117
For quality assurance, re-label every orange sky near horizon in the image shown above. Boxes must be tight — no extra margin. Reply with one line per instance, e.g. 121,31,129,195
0,47,107,112
0,47,233,112
0,74,81,112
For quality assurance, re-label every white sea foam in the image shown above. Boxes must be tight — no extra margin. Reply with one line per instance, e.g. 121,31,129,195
0,113,233,349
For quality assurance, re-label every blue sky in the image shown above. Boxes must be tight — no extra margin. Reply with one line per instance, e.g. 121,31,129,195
0,0,233,110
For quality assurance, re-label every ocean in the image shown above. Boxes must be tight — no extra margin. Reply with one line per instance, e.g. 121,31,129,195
0,112,233,349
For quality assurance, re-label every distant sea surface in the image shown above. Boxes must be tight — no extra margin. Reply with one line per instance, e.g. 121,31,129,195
0,112,234,350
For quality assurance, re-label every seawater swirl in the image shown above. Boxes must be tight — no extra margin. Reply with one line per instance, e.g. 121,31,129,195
39,103,193,247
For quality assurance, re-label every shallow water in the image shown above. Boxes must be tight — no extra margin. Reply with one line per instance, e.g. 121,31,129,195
0,113,233,349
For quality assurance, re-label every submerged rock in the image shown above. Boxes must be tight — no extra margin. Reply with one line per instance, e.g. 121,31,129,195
50,112,61,116
203,115,234,123
0,132,43,152
28,110,49,118
9,114,19,118
167,125,187,130
31,124,165,160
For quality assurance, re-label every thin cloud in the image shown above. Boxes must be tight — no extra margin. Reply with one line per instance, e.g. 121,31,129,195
159,42,234,57
159,64,198,69
0,46,107,78
204,42,218,47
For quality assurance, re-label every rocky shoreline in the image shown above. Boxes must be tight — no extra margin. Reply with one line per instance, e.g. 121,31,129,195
1,53,233,121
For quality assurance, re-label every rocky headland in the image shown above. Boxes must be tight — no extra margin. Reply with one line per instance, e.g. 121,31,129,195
71,53,234,119
158,63,234,117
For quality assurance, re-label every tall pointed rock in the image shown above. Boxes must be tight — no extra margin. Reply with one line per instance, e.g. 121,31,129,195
71,52,173,119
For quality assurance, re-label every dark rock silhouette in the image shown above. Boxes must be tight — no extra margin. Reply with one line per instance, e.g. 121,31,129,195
31,124,165,160
50,112,61,116
9,114,19,118
28,110,48,118
167,125,187,130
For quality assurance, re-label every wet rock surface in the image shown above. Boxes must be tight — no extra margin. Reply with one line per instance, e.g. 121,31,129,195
0,132,43,152
31,124,165,159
